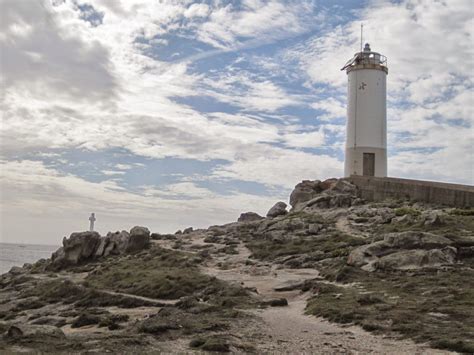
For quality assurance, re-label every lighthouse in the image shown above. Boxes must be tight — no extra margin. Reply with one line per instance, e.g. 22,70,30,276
341,43,388,177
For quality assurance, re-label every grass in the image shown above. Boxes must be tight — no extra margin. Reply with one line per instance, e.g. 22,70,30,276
374,211,474,239
85,246,221,299
245,231,366,262
20,279,157,308
449,208,474,216
306,266,474,353
394,207,421,217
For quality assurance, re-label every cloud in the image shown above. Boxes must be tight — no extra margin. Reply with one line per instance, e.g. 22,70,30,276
200,71,303,112
0,0,118,103
311,97,346,121
212,145,342,188
184,3,210,18
195,0,316,50
281,129,326,148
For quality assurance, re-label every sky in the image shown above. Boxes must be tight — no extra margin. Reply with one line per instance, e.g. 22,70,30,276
1,0,473,245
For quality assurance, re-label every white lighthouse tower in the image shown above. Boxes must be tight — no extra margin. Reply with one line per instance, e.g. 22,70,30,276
342,43,388,177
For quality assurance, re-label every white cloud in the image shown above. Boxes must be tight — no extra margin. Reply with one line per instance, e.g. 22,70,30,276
0,0,118,103
184,3,210,18
282,129,326,148
212,145,342,188
101,170,126,176
193,0,317,50
200,70,303,112
311,97,346,121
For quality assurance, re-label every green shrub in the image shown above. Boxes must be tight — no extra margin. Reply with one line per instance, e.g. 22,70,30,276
449,208,474,216
394,207,421,217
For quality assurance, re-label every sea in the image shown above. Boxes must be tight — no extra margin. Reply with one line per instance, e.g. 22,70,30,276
0,243,59,274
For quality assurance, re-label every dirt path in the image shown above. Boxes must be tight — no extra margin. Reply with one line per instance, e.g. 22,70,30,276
178,231,450,354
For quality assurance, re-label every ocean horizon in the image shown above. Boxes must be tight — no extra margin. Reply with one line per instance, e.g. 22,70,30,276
0,242,59,274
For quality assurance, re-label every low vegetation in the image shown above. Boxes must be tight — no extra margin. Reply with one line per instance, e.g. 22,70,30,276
85,246,220,299
306,266,474,353
394,207,421,217
245,231,366,262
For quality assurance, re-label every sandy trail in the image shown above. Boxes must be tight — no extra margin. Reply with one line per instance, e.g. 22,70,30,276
182,231,450,354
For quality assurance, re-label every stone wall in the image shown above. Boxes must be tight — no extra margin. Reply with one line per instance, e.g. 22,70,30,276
348,175,474,207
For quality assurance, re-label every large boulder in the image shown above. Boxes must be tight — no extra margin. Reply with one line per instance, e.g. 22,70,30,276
383,231,452,249
289,178,358,211
103,231,130,257
348,231,456,271
329,179,357,195
126,226,151,253
51,231,100,268
289,180,322,209
373,247,457,271
266,202,288,218
238,212,264,223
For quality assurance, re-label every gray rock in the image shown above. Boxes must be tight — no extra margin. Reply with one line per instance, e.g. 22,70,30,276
51,231,101,268
266,201,288,218
183,227,194,234
392,214,415,225
5,324,65,340
8,266,27,275
127,226,151,253
307,223,323,234
373,247,457,271
348,231,455,271
94,237,109,258
329,194,353,208
238,212,264,223
104,231,130,256
383,231,452,249
330,179,357,195
352,198,365,206
306,195,332,209
423,211,445,226
267,217,305,232
289,180,322,209
319,178,338,190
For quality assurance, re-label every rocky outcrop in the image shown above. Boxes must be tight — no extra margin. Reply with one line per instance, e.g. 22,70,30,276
95,230,131,258
238,212,264,223
289,180,323,209
372,247,457,271
289,178,358,211
50,227,150,270
347,231,456,271
127,226,151,253
51,231,101,269
266,202,288,218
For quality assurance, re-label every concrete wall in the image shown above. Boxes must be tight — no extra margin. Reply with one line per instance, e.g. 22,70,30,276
348,175,474,207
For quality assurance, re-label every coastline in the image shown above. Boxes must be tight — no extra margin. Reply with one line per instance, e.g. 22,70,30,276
0,243,59,274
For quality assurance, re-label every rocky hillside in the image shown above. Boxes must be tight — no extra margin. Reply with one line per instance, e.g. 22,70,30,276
1,178,473,353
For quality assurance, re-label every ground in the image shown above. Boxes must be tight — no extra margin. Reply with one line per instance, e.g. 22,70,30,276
0,180,473,353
